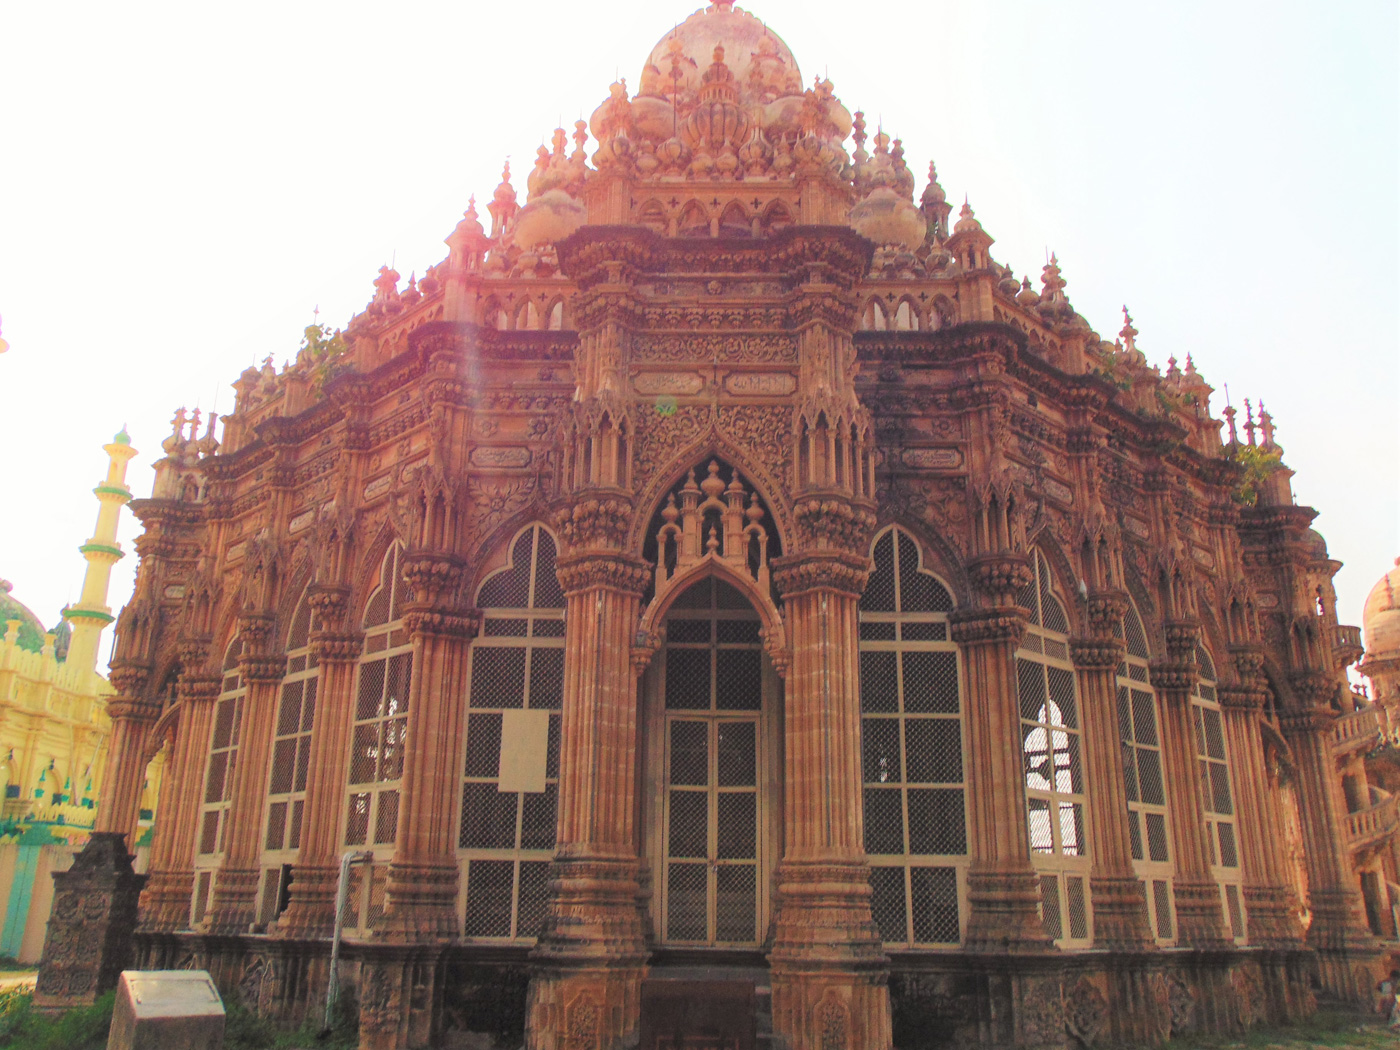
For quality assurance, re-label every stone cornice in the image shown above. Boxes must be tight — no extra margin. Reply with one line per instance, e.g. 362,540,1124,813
1070,637,1125,670
772,550,872,599
555,552,652,597
309,632,365,663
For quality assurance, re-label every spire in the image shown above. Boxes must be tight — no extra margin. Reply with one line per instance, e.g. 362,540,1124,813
1118,305,1138,355
62,431,138,675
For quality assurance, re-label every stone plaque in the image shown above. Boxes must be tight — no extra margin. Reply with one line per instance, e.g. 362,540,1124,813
1122,516,1150,539
162,585,185,600
107,969,225,1050
224,542,246,563
1043,477,1074,504
363,475,392,501
634,371,705,395
288,509,315,534
901,447,964,470
1192,546,1215,568
1257,592,1280,609
724,372,796,396
471,446,533,468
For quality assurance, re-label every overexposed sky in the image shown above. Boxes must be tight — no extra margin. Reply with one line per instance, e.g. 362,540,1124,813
1,0,1396,668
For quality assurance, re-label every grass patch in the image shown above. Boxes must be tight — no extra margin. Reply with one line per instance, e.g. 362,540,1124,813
0,987,357,1050
1149,1007,1395,1050
0,987,114,1050
0,958,36,974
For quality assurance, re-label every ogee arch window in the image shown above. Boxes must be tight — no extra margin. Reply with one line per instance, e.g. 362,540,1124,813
459,525,565,941
193,636,245,925
1192,643,1247,941
346,544,412,855
1116,601,1175,943
858,527,965,947
1016,550,1090,945
259,586,319,928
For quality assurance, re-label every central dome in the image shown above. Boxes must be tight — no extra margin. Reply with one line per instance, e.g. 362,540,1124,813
640,0,802,105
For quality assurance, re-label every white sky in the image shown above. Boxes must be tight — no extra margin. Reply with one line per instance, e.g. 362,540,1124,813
1,0,1396,670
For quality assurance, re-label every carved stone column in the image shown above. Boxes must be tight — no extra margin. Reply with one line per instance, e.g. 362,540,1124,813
377,552,477,941
1218,647,1302,948
949,554,1052,953
767,548,892,1050
1280,675,1376,996
277,586,362,940
206,616,287,935
1149,621,1230,948
1070,592,1155,950
35,833,148,1010
527,538,652,1050
94,663,155,841
139,664,220,934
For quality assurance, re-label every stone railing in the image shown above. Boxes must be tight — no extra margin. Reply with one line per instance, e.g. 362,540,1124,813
1333,705,1385,757
1347,793,1400,854
1334,623,1364,668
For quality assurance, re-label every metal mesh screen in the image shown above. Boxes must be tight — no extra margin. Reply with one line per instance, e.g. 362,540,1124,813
530,648,564,709
902,652,959,714
1128,811,1143,860
666,863,707,940
1152,879,1174,940
907,789,966,854
470,648,526,708
345,793,370,845
861,532,897,612
374,790,399,844
533,531,565,608
668,791,708,858
717,722,755,786
716,650,762,710
1066,875,1088,940
193,871,212,925
464,859,515,937
905,719,962,783
860,652,899,713
460,782,518,849
665,649,710,709
897,533,953,612
715,865,756,942
520,784,557,850
1146,812,1170,863
864,788,904,855
870,867,907,943
1217,821,1238,868
478,531,534,609
910,866,959,944
1225,883,1245,939
1040,875,1062,940
516,861,551,938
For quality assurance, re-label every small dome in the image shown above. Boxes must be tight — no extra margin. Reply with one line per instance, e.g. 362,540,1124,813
850,188,926,250
0,579,47,654
512,189,588,249
1363,558,1400,658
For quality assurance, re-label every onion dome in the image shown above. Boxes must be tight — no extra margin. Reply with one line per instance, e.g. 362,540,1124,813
642,0,801,108
1364,559,1400,658
513,189,587,249
850,187,926,250
0,579,47,654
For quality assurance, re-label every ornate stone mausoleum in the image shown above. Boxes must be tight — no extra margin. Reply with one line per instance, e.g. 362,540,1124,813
54,2,1391,1047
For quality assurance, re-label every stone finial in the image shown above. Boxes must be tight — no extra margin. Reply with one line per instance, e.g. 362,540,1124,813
1118,305,1137,354
1222,402,1238,444
1258,402,1276,448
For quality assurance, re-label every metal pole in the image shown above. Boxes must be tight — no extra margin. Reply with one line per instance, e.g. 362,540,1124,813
325,849,372,1032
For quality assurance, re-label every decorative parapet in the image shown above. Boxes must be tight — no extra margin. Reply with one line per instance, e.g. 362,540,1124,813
1332,706,1386,759
1346,793,1400,856
1333,623,1363,669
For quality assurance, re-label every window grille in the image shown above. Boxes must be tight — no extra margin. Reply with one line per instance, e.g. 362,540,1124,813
655,577,765,946
1017,550,1091,946
859,527,965,947
259,588,319,927
346,545,412,863
193,637,245,924
1190,644,1246,942
460,525,565,942
1116,602,1174,943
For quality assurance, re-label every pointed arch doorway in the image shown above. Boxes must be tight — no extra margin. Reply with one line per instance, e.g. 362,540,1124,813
640,575,783,949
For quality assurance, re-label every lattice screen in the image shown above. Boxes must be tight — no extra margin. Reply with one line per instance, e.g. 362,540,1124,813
859,527,965,947
196,638,245,884
657,577,765,946
1192,650,1246,942
1115,600,1175,943
259,588,319,930
1017,551,1091,945
346,545,412,857
460,525,565,941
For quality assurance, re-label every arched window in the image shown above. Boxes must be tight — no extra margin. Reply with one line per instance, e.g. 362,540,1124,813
894,299,917,331
193,637,246,925
546,299,564,331
259,587,319,928
459,525,565,941
1192,643,1246,941
859,527,964,947
1016,550,1090,945
1116,602,1174,942
860,299,888,331
346,545,411,863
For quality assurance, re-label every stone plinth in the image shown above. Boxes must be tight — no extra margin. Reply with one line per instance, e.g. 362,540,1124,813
34,832,148,1010
107,969,226,1050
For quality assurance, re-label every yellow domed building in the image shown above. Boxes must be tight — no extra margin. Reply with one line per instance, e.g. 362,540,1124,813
0,431,149,962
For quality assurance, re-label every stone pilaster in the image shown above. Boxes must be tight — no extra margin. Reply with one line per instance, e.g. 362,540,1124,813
378,552,477,943
139,668,220,933
527,542,652,1050
206,616,287,936
1149,620,1230,949
1279,681,1377,997
1070,592,1155,950
94,663,155,842
1218,646,1303,948
277,586,362,940
948,553,1052,953
768,548,892,1050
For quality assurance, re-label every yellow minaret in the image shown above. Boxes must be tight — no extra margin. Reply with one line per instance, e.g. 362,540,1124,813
62,428,138,675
